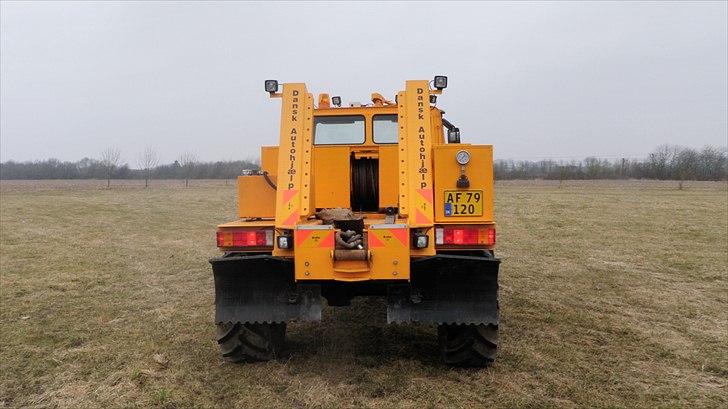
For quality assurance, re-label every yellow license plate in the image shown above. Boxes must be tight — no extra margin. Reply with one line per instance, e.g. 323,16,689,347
444,190,483,216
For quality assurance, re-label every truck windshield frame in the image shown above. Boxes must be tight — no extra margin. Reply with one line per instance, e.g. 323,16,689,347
313,115,366,145
373,114,399,144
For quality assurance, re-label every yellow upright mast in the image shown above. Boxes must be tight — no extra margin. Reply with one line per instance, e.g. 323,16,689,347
273,83,315,229
397,80,435,228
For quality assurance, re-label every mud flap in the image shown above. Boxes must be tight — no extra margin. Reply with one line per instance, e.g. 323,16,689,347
210,254,322,324
387,253,499,325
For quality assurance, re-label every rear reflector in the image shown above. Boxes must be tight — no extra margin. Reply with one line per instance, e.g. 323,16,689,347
216,229,274,248
435,226,495,246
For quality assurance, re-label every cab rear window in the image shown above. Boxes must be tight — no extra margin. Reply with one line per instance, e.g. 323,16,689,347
373,115,398,144
314,116,365,145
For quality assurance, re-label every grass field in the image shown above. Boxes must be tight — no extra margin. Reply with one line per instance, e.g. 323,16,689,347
1,179,726,408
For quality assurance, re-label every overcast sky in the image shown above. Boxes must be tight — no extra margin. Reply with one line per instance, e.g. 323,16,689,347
1,1,726,164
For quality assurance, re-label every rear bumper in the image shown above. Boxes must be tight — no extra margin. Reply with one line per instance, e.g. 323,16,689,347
388,253,500,325
210,254,320,324
210,252,499,325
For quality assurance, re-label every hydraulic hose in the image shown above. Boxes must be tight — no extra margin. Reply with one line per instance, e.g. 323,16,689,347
262,171,277,190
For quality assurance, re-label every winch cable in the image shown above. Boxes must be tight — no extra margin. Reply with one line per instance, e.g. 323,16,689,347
350,158,379,212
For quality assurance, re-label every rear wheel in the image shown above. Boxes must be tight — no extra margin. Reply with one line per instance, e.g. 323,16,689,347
216,322,286,363
438,323,498,367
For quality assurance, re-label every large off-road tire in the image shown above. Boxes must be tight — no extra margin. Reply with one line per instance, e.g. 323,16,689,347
216,322,286,363
437,323,498,367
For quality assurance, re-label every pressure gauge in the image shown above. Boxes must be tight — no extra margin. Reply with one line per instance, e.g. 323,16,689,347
456,150,471,165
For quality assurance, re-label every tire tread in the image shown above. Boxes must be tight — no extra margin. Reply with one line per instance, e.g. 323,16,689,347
438,324,498,367
215,322,286,363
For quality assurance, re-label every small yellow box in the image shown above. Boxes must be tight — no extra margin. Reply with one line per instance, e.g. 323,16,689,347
433,145,494,223
238,175,276,219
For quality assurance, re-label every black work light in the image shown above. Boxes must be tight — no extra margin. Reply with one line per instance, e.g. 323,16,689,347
264,80,279,93
331,96,341,107
277,234,293,249
447,128,461,143
433,75,448,89
412,231,429,249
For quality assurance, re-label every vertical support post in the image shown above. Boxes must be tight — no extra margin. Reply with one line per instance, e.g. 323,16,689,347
397,80,434,227
275,83,314,229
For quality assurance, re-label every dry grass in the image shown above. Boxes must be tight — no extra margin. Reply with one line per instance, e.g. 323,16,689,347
1,179,726,408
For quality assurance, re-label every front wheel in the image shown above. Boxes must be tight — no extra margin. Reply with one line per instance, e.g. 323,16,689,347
216,322,286,363
438,323,498,367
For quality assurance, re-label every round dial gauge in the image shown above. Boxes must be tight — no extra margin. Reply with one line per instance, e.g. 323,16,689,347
456,150,471,165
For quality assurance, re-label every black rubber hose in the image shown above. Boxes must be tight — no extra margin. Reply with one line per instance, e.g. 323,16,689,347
262,171,277,190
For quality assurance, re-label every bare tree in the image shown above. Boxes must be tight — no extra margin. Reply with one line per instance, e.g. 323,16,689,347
178,152,198,187
699,145,728,180
137,146,159,188
648,144,678,179
675,147,699,189
100,147,121,188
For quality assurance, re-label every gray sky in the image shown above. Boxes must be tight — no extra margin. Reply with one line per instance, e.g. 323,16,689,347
1,1,726,164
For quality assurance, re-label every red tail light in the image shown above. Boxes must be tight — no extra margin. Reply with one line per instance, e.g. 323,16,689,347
487,228,496,245
216,229,273,248
435,226,495,246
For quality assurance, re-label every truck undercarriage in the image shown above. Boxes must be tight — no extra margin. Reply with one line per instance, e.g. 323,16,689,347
211,251,499,365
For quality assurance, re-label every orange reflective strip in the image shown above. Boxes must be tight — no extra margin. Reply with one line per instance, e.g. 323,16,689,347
295,229,313,246
417,188,433,204
282,189,298,203
319,231,334,248
415,209,430,225
369,229,408,247
282,210,300,228
390,228,409,246
368,231,385,248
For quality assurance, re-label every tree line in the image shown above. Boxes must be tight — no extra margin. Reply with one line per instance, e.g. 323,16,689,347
0,144,725,182
0,147,259,185
494,145,726,181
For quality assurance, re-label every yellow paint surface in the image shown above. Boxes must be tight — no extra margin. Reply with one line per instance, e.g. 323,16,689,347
313,146,350,209
237,176,276,218
433,145,494,223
